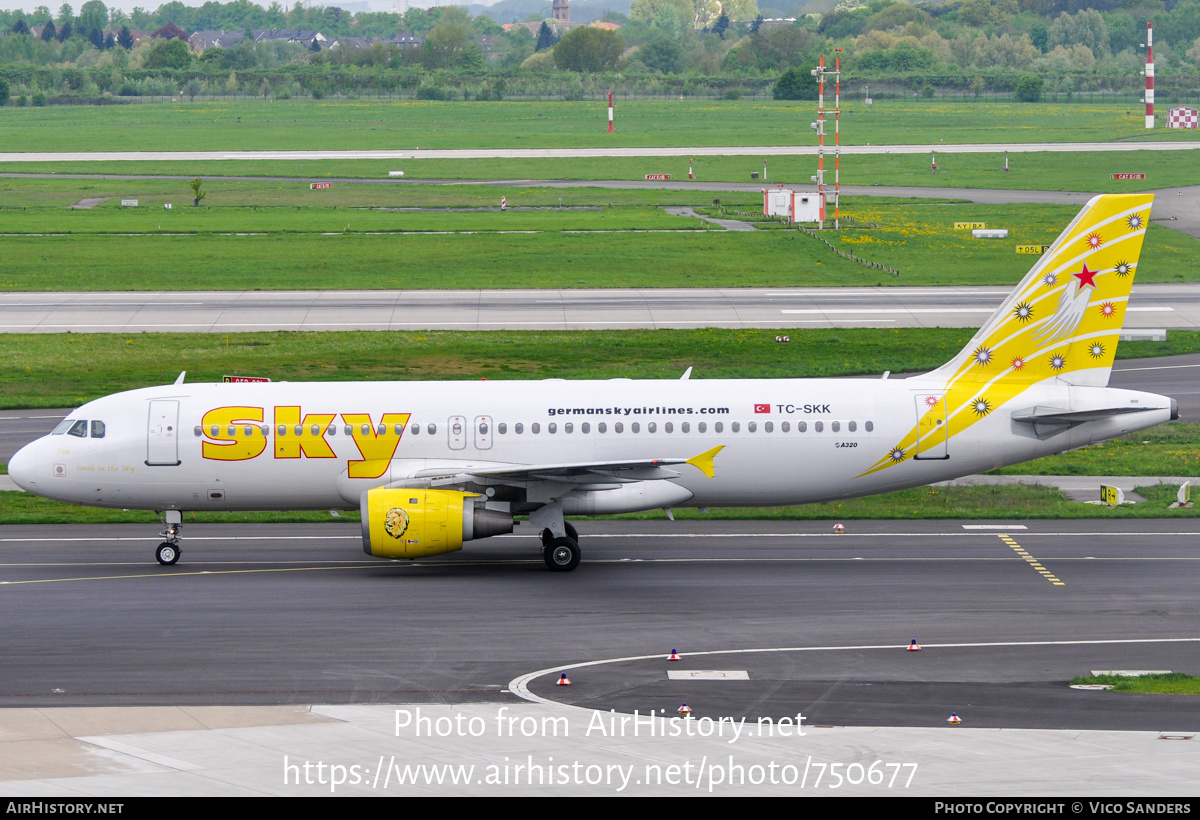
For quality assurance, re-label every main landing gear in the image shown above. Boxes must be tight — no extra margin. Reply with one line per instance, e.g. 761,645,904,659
541,522,580,572
156,510,182,565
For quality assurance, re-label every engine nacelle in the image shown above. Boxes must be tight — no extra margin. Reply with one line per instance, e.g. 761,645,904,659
361,488,513,559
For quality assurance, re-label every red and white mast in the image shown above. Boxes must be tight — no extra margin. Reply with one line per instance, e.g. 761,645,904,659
1144,23,1155,129
608,92,614,133
816,56,825,229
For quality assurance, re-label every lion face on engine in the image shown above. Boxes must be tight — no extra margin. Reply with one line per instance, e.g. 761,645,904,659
384,507,410,539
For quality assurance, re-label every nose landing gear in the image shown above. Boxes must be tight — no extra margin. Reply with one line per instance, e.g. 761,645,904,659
156,510,183,565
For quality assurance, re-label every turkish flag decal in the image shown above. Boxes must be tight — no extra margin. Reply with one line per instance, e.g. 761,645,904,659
754,404,771,414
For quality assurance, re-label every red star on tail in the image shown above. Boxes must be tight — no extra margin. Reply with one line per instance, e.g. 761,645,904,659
1073,264,1098,289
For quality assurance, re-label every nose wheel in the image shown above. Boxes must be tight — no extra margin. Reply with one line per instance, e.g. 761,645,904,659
156,516,182,565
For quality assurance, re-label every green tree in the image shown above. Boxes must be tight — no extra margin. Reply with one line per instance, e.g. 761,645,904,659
0,76,9,105
553,26,623,72
639,35,684,73
189,178,206,206
77,0,106,33
41,19,56,40
1014,73,1043,101
421,7,474,69
117,24,133,49
535,21,558,52
144,37,192,69
772,64,817,100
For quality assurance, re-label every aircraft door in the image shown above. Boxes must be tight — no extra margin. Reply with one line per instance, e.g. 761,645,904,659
913,393,948,460
146,400,181,466
448,415,466,450
474,415,493,450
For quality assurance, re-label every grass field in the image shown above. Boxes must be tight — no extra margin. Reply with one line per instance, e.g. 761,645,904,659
1,100,1197,152
2,149,1197,192
1,188,1197,290
3,326,1198,409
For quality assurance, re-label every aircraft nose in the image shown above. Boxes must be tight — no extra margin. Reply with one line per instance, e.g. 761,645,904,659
7,442,38,491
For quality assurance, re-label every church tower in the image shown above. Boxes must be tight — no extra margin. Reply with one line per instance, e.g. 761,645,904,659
552,0,569,22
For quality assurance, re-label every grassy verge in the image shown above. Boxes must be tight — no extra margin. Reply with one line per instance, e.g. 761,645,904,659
4,327,1199,410
2,149,1196,192
989,423,1200,477
3,482,1198,525
1,196,1197,291
1,100,1196,152
1070,673,1200,694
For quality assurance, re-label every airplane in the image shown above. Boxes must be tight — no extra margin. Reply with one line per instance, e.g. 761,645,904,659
6,193,1177,572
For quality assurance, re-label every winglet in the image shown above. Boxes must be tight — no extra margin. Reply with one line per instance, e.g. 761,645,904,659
686,445,724,478
174,371,186,385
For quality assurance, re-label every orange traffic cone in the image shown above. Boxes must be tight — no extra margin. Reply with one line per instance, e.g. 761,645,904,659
557,673,571,686
908,640,922,652
668,649,682,661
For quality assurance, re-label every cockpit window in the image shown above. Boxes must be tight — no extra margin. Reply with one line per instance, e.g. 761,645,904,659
67,420,89,438
91,420,105,439
51,420,73,435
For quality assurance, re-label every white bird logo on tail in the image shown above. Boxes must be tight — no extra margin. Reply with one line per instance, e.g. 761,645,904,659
1032,263,1099,345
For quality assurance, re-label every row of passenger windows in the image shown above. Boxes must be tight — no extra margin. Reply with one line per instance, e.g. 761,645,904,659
194,420,876,437
52,419,105,438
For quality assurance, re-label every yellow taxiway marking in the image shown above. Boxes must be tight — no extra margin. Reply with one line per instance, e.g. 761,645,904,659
998,534,1065,585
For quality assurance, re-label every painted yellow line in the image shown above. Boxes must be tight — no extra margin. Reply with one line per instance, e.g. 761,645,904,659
998,534,1065,585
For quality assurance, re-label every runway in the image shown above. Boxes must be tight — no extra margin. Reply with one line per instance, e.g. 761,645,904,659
0,518,1196,731
0,141,1197,163
1,283,1195,333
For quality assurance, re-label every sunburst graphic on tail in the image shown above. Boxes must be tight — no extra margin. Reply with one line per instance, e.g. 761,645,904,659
859,194,1154,478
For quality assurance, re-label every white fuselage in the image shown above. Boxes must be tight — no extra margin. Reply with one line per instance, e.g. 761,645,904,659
8,376,1175,514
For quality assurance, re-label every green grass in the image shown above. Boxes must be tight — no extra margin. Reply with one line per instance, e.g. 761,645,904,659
1070,673,1200,694
0,100,1196,152
3,326,1198,410
2,195,1197,291
2,147,1197,192
4,481,1199,525
990,423,1200,477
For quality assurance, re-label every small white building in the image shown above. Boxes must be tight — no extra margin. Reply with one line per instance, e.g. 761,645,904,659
762,188,824,223
1167,106,1198,129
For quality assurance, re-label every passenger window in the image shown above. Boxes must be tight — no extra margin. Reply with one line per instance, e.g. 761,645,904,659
598,422,606,433
764,422,772,433
549,423,557,434
395,424,405,435
563,423,572,434
244,425,254,436
682,422,690,433
452,422,462,435
227,426,236,436
52,420,73,435
427,424,436,435
866,421,874,432
194,426,202,437
782,421,790,432
480,422,489,434
362,424,372,435
261,425,270,436
748,422,756,433
615,422,623,433
665,422,673,433
377,424,386,435
715,422,723,433
632,422,640,433
345,425,353,436
815,422,824,433
311,425,320,436
410,424,420,436
211,425,220,437
832,421,840,433
68,420,88,438
648,422,657,433
698,422,706,433
581,422,589,434
531,423,540,434
798,421,807,432
91,420,105,438
848,421,857,432
498,423,506,435
278,425,287,436
294,425,302,436
515,423,524,434
731,422,740,433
